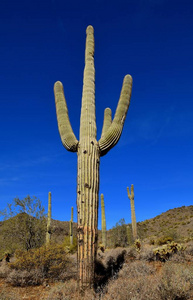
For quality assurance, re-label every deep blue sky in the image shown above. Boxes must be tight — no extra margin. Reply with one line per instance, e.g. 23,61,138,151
0,0,192,229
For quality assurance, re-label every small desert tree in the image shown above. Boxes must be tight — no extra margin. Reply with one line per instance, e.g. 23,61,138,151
0,196,46,253
110,219,128,248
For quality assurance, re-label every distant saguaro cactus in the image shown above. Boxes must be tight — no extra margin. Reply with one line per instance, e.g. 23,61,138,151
70,206,73,245
127,184,137,240
46,191,52,245
54,25,132,290
101,194,107,248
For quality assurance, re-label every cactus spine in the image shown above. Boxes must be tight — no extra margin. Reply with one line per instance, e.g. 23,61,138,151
46,191,52,245
70,206,73,245
127,184,137,240
101,194,107,248
54,25,132,290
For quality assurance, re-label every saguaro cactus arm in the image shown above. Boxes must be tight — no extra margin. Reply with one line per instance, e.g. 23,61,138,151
101,108,112,139
127,184,134,200
98,75,132,156
54,81,78,152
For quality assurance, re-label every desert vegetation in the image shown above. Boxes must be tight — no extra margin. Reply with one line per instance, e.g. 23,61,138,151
0,203,192,299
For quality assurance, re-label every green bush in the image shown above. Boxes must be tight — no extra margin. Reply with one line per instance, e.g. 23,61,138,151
63,235,77,253
9,243,71,283
153,241,186,262
159,262,193,299
157,236,173,245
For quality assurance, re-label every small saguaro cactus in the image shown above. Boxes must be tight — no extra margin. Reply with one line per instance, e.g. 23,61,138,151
101,194,107,249
127,184,137,241
46,191,52,245
54,25,132,290
70,206,73,245
126,224,132,245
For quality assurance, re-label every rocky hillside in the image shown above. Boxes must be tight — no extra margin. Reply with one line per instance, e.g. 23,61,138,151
0,205,192,256
50,205,193,246
137,205,193,243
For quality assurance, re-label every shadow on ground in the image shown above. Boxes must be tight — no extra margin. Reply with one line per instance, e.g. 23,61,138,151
94,250,126,291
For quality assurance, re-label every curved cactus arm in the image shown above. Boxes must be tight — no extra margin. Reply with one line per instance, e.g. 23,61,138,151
127,184,134,200
98,75,132,156
101,108,112,139
54,81,79,152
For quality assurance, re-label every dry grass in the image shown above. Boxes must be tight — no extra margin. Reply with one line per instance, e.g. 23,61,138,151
0,205,192,299
44,243,193,300
0,248,192,300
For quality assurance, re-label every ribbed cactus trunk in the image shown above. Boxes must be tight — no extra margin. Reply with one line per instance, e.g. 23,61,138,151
101,194,107,248
46,191,51,245
127,185,137,241
76,26,100,288
70,206,73,245
54,25,132,291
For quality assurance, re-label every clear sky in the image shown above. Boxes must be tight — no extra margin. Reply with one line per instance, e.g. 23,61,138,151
0,0,192,229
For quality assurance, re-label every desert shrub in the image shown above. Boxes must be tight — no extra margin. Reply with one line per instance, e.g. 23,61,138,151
185,240,193,256
6,268,43,286
46,279,101,300
149,237,156,245
119,260,156,279
9,243,74,284
100,260,192,300
158,262,193,299
139,244,155,261
157,236,173,245
153,241,186,262
0,260,10,278
101,261,159,300
46,280,78,300
125,245,138,260
0,290,21,300
101,248,126,268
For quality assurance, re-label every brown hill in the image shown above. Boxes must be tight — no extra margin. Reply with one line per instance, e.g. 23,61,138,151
137,205,193,243
50,205,193,247
105,205,193,247
0,205,192,256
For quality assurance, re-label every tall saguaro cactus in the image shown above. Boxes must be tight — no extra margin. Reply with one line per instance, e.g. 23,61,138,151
46,191,52,245
101,194,107,248
127,185,137,240
54,25,132,290
70,206,73,245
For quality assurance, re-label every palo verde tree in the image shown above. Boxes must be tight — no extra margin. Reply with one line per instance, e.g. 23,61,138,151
54,25,132,290
0,196,46,254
